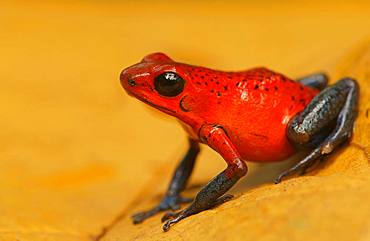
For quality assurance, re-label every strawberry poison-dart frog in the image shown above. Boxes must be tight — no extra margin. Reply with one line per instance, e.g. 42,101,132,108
120,53,359,231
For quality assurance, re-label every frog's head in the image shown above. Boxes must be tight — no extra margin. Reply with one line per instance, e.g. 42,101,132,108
120,53,198,119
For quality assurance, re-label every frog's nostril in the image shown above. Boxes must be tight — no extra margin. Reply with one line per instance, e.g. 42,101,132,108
128,79,136,86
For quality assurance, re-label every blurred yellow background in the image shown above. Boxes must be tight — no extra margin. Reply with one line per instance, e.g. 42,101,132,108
0,1,369,241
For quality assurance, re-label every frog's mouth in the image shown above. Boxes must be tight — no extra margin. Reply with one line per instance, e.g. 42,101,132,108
127,90,176,115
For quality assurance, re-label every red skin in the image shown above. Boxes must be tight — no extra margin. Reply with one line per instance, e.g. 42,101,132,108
121,53,318,162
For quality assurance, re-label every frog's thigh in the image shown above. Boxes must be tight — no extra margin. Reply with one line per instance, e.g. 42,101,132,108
275,77,359,183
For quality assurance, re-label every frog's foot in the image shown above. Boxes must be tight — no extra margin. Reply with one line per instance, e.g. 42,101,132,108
274,151,323,183
161,194,234,231
275,78,359,184
132,195,193,224
299,157,325,175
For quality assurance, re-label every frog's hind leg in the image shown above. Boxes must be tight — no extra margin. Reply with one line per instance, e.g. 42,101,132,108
275,77,359,183
297,73,328,90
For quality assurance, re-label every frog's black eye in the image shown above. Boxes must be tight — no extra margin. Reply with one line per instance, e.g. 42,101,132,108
154,72,185,97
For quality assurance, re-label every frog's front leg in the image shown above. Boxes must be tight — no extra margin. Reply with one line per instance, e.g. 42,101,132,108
162,125,248,231
275,77,359,183
132,138,199,224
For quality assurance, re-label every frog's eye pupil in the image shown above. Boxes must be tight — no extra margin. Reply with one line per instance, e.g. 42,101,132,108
154,72,185,97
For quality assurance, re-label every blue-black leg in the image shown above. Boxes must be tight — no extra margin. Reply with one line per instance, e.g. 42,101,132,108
162,160,247,231
132,139,199,224
297,73,328,90
161,125,248,231
275,77,359,183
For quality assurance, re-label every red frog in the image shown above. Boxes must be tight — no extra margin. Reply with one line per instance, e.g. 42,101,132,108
120,53,359,231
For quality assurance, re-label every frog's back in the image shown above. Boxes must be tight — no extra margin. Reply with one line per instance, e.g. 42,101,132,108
185,66,319,162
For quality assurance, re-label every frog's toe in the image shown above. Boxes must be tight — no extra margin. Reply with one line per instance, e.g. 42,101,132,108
161,194,233,229
274,165,302,183
213,194,234,206
274,173,286,184
299,157,324,176
132,213,146,224
160,195,193,211
132,212,151,224
161,211,180,222
162,211,186,232
131,207,161,224
274,154,321,184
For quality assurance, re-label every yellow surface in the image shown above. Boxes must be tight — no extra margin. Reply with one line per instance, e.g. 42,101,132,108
0,1,369,241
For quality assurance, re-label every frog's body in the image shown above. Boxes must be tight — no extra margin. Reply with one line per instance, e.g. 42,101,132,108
175,66,318,162
120,53,358,231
